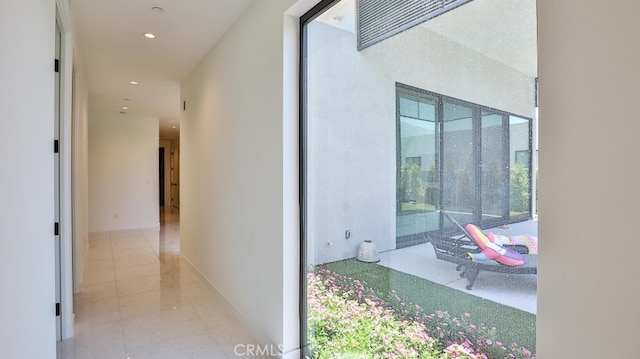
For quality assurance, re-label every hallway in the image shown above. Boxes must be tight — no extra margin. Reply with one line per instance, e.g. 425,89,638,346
57,208,266,359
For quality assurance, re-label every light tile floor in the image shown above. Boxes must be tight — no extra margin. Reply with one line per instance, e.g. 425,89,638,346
57,207,267,359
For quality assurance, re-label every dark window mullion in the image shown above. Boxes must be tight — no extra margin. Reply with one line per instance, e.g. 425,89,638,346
503,114,511,220
437,96,445,232
396,89,403,214
528,117,534,214
472,105,482,225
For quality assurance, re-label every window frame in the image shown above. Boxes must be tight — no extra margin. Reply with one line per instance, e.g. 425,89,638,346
300,1,536,355
396,82,533,245
299,1,341,355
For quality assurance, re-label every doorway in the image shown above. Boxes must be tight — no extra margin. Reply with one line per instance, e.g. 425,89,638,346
171,145,180,209
159,148,165,206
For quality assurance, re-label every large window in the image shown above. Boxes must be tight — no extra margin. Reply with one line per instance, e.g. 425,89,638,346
302,0,538,358
396,84,533,245
396,88,440,239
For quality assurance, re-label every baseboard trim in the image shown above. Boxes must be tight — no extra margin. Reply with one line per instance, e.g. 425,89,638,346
180,255,287,357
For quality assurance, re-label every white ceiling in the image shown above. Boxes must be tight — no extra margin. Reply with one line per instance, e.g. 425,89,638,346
72,0,254,139
73,0,536,140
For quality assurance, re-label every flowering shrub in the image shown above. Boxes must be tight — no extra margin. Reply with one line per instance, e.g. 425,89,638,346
307,268,535,359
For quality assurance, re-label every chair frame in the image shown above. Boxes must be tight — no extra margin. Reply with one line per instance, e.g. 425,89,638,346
429,212,537,290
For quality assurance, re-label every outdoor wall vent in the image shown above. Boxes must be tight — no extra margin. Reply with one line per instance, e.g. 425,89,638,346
357,0,473,50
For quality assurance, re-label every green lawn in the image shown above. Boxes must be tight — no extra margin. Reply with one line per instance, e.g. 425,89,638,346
319,259,536,352
400,202,436,212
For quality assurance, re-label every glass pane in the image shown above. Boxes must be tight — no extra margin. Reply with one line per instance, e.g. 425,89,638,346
303,0,538,358
481,111,508,223
399,97,419,118
397,91,439,241
442,101,474,228
510,116,532,217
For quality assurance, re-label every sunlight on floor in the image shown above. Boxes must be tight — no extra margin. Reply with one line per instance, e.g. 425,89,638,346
57,207,267,359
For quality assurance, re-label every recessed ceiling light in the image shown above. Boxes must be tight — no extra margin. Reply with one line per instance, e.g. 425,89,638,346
151,6,164,13
130,81,138,85
144,33,156,39
172,126,177,129
122,106,129,110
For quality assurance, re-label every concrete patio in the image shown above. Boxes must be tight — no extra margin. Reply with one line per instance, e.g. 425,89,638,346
378,220,538,314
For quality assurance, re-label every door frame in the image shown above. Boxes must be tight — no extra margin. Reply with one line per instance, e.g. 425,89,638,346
159,148,165,206
171,144,180,209
55,18,62,342
56,0,75,340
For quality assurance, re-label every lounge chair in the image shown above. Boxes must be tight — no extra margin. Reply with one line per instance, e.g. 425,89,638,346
429,212,537,290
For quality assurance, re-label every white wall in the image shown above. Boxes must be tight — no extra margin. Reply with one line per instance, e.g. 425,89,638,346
0,0,57,357
180,0,300,357
72,65,90,293
306,18,535,264
155,0,640,358
88,113,160,231
537,0,640,357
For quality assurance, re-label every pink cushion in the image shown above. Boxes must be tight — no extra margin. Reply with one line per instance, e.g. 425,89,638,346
465,224,525,266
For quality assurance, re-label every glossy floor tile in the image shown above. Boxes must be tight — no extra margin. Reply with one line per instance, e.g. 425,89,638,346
57,207,268,359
